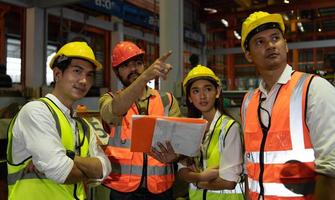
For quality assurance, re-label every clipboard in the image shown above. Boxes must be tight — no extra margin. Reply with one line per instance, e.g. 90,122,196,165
130,115,207,156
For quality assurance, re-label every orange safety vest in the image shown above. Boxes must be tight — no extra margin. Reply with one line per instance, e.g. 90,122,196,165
103,89,174,194
241,72,316,200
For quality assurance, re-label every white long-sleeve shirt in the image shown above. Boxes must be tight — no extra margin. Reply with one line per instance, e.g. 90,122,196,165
11,93,111,183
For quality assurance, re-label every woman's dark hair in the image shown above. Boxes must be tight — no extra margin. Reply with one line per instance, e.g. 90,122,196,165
185,77,231,119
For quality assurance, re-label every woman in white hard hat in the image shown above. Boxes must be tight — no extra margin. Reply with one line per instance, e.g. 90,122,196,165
179,65,245,200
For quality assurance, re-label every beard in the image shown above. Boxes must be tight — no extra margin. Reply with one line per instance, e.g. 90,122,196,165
120,72,140,86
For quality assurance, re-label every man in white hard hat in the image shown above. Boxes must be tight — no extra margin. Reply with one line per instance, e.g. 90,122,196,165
240,11,335,200
7,41,111,200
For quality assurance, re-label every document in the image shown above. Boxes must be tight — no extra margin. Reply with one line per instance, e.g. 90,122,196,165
131,115,207,157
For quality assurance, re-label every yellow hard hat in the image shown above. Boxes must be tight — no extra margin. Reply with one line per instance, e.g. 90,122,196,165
49,41,102,70
241,11,285,52
183,65,221,93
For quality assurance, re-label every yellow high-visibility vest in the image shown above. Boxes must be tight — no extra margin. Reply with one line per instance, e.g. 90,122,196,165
7,97,90,200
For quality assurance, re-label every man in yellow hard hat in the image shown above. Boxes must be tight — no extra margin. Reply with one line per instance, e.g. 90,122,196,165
99,41,182,200
7,41,111,199
240,11,335,200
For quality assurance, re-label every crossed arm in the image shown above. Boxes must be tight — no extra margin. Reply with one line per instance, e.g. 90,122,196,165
178,160,237,190
64,156,103,184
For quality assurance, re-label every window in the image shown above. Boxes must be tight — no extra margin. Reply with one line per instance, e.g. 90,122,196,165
6,38,21,83
46,45,57,85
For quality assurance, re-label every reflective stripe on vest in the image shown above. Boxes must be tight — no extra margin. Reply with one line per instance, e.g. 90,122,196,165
248,177,314,197
110,162,173,176
241,72,315,199
189,182,245,194
290,73,309,150
7,97,90,200
189,114,244,200
246,148,315,164
103,90,174,194
241,89,255,132
107,125,130,148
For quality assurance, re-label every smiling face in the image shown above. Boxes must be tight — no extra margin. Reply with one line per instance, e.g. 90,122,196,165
53,58,95,107
245,28,288,73
188,79,220,115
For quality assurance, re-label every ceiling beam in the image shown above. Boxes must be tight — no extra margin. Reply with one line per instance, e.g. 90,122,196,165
126,0,159,14
234,0,251,8
31,0,85,8
207,13,335,33
202,0,335,22
201,0,236,10
0,0,31,7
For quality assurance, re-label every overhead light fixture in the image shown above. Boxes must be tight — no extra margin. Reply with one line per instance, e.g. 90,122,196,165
283,14,289,21
297,22,304,32
318,28,322,32
221,19,229,27
234,30,241,40
284,0,289,4
204,8,217,14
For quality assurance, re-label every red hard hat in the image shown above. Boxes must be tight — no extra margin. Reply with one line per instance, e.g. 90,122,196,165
112,41,145,68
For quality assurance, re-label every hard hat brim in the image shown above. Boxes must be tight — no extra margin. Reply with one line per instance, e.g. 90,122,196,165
183,76,221,93
112,50,145,68
49,54,102,70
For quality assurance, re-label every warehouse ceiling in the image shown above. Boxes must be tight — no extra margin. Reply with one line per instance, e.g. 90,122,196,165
199,0,335,43
3,0,334,45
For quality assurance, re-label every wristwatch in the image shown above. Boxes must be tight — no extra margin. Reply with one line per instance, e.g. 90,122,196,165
66,150,75,160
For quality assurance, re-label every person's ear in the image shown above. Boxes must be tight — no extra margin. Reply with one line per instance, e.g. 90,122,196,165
245,51,253,63
53,68,61,82
285,39,288,53
216,86,222,99
113,68,120,77
188,96,193,103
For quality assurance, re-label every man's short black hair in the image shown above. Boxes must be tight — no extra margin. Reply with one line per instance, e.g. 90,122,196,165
52,56,72,72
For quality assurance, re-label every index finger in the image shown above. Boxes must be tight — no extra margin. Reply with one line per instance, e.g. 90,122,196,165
165,141,175,153
157,50,172,62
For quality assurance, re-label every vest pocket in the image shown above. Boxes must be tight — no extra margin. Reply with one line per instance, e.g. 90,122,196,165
244,123,262,152
154,179,173,193
265,130,291,151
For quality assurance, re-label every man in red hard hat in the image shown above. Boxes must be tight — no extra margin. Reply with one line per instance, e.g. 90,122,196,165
99,41,182,200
